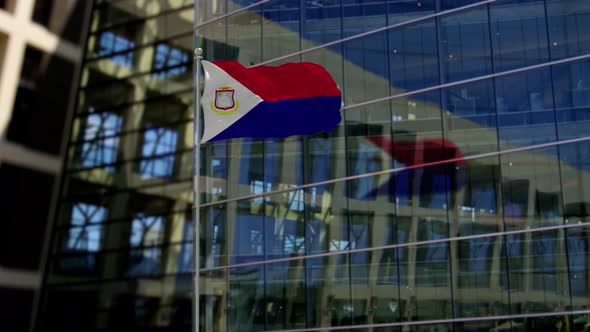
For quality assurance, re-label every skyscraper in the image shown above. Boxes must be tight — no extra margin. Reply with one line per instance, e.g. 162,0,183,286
37,0,590,331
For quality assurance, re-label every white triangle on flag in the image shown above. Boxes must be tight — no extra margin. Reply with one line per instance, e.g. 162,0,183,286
200,60,264,142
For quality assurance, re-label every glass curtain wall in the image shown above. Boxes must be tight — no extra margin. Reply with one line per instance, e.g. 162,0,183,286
37,0,590,332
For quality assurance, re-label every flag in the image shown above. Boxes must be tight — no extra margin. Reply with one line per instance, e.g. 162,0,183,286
199,60,342,142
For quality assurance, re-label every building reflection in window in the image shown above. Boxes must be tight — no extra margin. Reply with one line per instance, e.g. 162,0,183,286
61,203,106,271
79,111,122,171
98,31,135,67
139,125,178,179
127,214,163,276
153,43,189,79
177,220,194,273
66,203,106,252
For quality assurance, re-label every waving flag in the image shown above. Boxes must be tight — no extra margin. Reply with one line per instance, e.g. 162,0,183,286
200,60,342,142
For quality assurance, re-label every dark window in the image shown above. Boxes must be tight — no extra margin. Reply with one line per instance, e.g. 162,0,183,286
0,164,54,270
19,46,43,86
0,288,34,331
6,47,74,155
32,0,54,27
60,0,88,44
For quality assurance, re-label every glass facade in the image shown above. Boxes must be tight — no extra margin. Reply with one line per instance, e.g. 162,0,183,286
37,0,590,331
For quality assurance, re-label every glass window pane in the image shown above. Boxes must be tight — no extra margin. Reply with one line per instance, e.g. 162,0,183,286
403,240,452,321
75,112,122,171
345,101,392,201
197,22,234,61
262,0,300,62
306,251,352,328
553,59,590,140
302,45,344,93
501,146,563,230
344,31,390,105
495,68,557,149
139,126,179,179
454,234,511,320
440,6,492,82
228,7,262,65
443,79,498,156
503,230,570,319
389,20,439,93
343,0,387,37
388,0,435,26
302,0,343,45
547,0,590,60
567,227,590,310
490,0,550,72
227,265,265,331
265,261,307,329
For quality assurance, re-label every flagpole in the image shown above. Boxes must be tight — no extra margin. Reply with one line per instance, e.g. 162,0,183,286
193,47,203,332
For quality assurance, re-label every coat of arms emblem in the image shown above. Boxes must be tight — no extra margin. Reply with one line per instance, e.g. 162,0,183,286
214,87,235,110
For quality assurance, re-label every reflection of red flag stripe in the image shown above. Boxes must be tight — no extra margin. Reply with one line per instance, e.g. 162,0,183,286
366,136,465,167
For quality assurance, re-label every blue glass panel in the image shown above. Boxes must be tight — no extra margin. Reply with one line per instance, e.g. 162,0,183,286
560,141,590,217
302,0,343,44
345,31,390,104
390,20,439,92
231,212,265,264
553,59,590,140
388,0,435,25
440,6,492,82
495,68,556,148
567,227,590,308
441,0,485,10
490,0,549,72
547,0,590,60
560,142,590,310
233,139,264,201
342,0,387,37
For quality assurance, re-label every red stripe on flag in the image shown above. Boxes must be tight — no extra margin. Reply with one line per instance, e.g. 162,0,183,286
212,60,341,101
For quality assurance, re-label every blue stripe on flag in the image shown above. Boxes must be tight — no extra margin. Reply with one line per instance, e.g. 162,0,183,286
209,96,342,141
